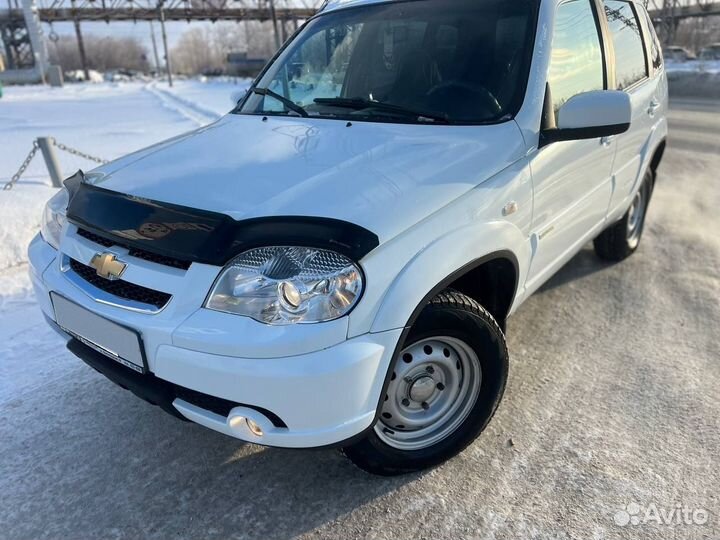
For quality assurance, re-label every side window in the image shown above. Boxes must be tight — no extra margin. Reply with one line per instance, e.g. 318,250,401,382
548,0,605,122
603,0,648,89
643,9,663,71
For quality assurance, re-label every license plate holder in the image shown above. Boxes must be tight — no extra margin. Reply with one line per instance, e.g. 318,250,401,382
51,293,147,374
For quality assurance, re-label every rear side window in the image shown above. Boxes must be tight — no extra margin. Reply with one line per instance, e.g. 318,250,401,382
548,0,605,121
643,9,663,70
604,0,648,89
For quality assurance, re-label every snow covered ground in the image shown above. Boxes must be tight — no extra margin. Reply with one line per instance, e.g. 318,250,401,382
0,79,249,450
0,79,251,434
0,78,249,271
665,59,720,74
1,83,719,539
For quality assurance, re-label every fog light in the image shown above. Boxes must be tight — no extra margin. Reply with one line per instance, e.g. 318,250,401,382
246,418,263,437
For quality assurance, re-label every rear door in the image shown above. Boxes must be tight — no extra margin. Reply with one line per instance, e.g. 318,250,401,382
525,0,616,290
602,0,660,215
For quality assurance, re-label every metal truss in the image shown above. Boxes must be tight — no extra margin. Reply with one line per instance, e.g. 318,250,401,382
0,16,34,69
1,0,319,23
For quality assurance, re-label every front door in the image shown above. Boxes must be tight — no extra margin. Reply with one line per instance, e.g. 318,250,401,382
525,0,616,292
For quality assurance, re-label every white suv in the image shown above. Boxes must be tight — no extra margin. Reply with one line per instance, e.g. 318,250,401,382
30,0,667,475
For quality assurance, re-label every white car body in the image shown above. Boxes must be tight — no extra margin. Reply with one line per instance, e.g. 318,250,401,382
29,0,668,449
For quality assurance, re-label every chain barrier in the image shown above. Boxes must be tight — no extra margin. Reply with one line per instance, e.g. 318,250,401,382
3,141,40,191
3,138,109,191
53,141,109,166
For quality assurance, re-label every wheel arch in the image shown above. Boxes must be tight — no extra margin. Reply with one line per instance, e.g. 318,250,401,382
649,138,666,177
362,249,519,446
401,252,520,333
370,221,528,335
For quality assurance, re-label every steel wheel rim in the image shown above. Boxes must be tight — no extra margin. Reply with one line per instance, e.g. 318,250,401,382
374,336,482,451
626,187,646,247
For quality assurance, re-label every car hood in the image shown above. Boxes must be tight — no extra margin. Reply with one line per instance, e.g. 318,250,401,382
90,114,525,243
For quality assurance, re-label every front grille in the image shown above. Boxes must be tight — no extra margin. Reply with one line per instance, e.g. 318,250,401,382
69,258,172,310
77,228,115,248
76,228,192,270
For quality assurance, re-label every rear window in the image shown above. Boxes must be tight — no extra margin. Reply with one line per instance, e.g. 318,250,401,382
604,0,648,89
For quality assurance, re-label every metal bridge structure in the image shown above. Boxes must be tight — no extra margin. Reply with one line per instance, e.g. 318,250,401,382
0,0,320,83
647,0,720,44
2,0,316,23
1,0,718,84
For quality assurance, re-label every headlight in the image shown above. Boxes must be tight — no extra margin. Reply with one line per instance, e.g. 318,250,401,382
40,188,70,249
205,246,364,325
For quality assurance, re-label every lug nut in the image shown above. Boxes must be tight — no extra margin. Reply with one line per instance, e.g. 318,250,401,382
402,398,411,406
421,402,430,410
437,382,445,391
426,366,435,374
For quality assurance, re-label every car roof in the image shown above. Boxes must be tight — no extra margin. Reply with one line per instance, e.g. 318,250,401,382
321,0,644,11
320,0,393,13
320,0,646,16
320,0,551,14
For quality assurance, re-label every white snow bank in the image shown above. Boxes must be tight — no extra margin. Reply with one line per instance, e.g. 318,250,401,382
665,60,720,74
0,184,57,271
161,78,252,118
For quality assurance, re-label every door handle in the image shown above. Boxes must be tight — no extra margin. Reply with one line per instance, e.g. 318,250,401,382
648,99,661,116
601,136,615,147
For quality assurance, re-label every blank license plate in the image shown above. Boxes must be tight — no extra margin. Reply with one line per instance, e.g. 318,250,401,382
51,293,146,373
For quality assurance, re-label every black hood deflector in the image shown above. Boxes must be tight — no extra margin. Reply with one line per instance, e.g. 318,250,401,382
64,170,379,266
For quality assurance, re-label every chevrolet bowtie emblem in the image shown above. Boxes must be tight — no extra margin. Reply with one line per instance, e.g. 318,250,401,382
89,252,127,281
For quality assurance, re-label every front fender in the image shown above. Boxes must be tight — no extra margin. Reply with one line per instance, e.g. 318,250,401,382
370,220,530,334
345,156,533,338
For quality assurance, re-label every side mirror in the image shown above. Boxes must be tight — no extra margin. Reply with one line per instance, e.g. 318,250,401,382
540,90,631,146
230,88,248,106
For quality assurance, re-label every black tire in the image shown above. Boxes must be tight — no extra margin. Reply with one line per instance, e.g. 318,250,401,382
342,290,508,476
594,169,653,262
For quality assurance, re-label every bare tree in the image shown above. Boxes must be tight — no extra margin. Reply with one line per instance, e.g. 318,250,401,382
47,34,150,72
171,20,278,75
170,26,221,75
674,16,720,50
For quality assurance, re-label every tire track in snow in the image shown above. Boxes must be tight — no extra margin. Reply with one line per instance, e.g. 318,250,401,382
143,82,222,127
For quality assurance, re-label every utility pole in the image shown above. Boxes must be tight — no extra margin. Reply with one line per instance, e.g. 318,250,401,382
70,0,89,81
158,0,173,87
149,20,161,73
268,0,281,50
658,0,682,45
20,0,50,81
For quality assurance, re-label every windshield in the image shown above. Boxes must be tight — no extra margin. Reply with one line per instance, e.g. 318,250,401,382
237,0,539,125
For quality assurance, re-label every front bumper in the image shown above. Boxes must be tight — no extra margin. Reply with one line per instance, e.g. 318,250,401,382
29,232,402,448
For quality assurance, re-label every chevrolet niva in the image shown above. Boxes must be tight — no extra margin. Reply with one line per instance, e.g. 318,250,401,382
30,0,667,475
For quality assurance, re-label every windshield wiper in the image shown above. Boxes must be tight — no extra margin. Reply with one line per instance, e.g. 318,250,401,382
313,97,451,124
251,87,309,118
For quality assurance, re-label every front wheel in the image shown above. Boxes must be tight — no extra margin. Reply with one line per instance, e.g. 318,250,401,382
342,290,508,476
